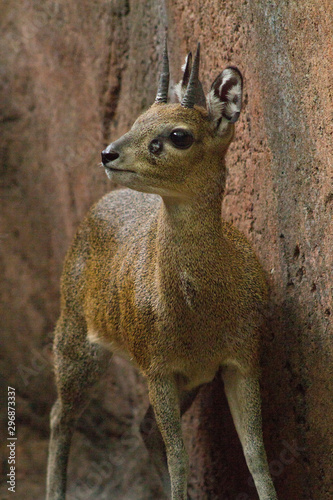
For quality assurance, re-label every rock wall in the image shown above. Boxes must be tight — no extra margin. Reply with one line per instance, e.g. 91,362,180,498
1,0,332,498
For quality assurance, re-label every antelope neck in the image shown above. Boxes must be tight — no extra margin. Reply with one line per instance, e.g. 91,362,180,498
156,194,225,274
160,193,223,232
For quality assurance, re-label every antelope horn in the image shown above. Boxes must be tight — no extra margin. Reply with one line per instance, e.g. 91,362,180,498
181,42,205,108
155,36,169,104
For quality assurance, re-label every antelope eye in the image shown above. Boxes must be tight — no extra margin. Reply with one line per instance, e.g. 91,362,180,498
169,129,194,149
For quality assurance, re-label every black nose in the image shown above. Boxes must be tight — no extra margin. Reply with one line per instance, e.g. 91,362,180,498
101,149,119,165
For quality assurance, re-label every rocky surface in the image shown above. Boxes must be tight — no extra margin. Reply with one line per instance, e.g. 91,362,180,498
1,0,332,498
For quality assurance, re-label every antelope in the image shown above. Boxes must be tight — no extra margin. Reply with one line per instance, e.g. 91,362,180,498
46,40,278,500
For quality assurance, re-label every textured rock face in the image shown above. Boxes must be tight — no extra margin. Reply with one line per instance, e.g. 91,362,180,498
1,1,332,499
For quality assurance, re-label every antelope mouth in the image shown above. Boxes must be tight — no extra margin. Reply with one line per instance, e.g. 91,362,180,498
105,165,136,174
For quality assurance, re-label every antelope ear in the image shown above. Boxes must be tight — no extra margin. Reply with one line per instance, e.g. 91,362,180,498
207,66,243,132
174,52,192,102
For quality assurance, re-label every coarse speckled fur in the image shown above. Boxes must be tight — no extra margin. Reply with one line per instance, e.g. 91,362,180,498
46,58,277,500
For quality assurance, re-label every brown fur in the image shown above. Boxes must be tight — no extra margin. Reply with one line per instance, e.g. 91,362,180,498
46,81,277,499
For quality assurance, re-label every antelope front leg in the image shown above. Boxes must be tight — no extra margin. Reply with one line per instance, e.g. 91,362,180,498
222,367,278,500
147,375,188,500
